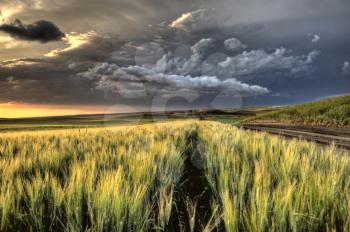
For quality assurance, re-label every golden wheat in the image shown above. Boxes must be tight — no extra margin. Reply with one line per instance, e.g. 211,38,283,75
0,122,195,231
0,121,349,231
197,122,350,232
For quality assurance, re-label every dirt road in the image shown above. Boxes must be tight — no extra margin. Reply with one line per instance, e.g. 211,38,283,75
241,123,350,150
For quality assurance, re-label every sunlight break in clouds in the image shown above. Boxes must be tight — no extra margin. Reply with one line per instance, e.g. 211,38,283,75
169,9,213,31
46,31,97,57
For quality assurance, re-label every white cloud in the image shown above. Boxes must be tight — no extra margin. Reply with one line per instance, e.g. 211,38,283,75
79,61,269,99
306,50,320,64
311,34,320,43
342,61,350,75
153,39,319,81
179,38,214,75
154,38,214,76
224,38,247,52
218,48,320,78
169,9,215,31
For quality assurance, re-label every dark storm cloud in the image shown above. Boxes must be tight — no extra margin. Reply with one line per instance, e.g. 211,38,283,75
0,31,126,105
0,19,64,43
0,60,102,104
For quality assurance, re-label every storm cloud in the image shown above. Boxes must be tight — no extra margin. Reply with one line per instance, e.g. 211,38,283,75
0,19,64,43
218,48,320,79
79,62,269,100
0,0,350,108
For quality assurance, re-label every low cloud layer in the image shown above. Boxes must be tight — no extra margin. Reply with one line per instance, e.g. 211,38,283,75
76,39,271,101
0,19,64,43
79,62,269,100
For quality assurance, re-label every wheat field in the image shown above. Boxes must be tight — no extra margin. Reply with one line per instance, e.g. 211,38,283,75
198,122,350,232
0,121,349,231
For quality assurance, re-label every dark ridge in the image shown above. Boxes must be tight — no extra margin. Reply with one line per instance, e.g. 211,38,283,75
166,131,224,232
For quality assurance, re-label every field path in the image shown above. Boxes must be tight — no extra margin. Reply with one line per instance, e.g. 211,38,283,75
241,123,350,150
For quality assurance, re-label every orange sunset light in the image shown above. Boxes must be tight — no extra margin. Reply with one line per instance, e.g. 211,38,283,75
0,103,111,118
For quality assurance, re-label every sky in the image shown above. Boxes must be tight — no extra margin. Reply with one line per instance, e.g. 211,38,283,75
0,0,349,117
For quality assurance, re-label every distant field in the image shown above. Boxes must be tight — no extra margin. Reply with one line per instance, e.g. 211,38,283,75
0,108,276,133
254,95,350,127
1,121,349,231
0,113,187,132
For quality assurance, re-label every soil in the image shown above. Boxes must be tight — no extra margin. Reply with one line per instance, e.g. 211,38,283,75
166,132,224,232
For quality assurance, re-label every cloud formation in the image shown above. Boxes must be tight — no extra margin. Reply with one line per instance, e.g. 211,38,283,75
151,39,319,82
79,62,269,100
224,38,247,52
77,39,271,100
0,19,64,43
218,48,320,79
311,34,320,43
2,2,348,108
343,61,350,75
46,31,97,57
150,38,214,77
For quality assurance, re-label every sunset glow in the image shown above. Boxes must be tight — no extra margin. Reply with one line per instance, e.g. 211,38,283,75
0,103,111,118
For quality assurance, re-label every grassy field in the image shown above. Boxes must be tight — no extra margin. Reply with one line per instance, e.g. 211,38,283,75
0,113,186,132
0,122,194,231
254,95,350,127
0,121,349,231
198,122,350,231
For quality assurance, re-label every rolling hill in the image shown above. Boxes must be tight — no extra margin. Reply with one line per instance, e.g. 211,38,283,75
254,95,350,127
